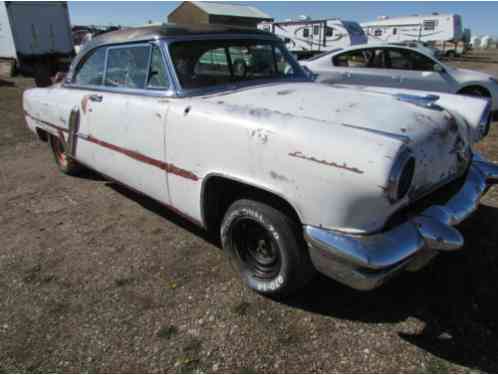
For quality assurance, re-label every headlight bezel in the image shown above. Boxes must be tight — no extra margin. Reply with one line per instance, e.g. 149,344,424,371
386,149,416,203
479,99,492,138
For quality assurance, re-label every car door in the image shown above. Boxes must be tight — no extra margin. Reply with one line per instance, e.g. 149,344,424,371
327,48,401,88
57,45,109,168
385,48,452,92
88,43,171,205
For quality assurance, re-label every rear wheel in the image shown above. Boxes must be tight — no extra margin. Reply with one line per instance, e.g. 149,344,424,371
446,50,456,58
33,61,52,87
459,86,491,98
49,134,82,175
221,199,315,297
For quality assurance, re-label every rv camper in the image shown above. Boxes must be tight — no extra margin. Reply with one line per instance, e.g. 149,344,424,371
481,35,494,49
0,1,73,84
361,13,463,44
470,36,481,49
258,18,367,59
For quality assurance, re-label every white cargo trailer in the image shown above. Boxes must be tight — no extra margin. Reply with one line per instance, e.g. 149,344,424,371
361,13,463,44
0,1,73,84
258,18,367,59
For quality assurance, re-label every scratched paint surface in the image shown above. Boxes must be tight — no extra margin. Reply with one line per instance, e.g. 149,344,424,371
22,60,486,234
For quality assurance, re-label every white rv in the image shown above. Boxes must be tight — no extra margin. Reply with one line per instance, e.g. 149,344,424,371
470,36,481,49
0,1,73,82
481,35,494,49
361,13,463,44
258,18,367,59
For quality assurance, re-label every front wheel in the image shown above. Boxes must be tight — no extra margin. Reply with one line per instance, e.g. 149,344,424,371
49,134,83,175
220,199,315,297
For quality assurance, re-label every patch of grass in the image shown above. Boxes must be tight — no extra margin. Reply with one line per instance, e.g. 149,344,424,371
157,324,178,339
174,356,200,374
183,337,202,353
231,301,250,316
114,277,134,287
424,356,454,373
239,366,257,373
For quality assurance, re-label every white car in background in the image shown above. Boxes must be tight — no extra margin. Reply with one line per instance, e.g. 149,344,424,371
302,43,498,114
389,41,442,59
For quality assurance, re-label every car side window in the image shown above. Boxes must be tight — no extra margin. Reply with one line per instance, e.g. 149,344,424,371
387,49,435,71
333,49,384,69
194,48,230,77
333,50,368,68
73,47,107,86
147,46,169,89
410,51,436,71
105,45,151,89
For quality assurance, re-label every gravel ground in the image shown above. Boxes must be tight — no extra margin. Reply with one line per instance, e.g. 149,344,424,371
1,52,498,373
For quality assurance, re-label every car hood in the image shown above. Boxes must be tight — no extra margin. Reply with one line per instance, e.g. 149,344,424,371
202,81,473,202
202,81,468,144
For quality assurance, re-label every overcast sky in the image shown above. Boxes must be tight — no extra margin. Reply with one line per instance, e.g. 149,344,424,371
68,1,498,37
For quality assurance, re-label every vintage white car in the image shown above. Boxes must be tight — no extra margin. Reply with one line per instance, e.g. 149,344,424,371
302,43,498,114
23,25,498,297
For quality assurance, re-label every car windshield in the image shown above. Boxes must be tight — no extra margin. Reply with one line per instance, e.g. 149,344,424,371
169,39,305,90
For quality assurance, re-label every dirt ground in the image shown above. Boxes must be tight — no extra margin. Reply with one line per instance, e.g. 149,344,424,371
1,52,498,373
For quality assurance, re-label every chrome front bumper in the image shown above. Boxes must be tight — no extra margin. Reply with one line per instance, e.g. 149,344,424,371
304,156,498,291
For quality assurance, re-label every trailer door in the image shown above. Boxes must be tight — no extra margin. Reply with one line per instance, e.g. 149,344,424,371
7,2,73,57
310,22,322,51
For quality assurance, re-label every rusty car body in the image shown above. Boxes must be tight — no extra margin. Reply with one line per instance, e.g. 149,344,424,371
23,24,498,296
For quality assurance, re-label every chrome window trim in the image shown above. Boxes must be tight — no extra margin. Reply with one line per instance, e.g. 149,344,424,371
163,37,309,97
103,43,152,90
64,41,176,98
70,45,107,87
64,34,306,99
147,42,171,91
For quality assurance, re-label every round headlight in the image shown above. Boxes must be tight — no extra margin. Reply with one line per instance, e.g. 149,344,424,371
386,150,416,203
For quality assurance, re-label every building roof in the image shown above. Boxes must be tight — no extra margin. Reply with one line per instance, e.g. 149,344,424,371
80,23,277,53
191,1,272,20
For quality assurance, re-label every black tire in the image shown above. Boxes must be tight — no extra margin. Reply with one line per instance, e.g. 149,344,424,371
459,86,490,98
33,62,52,88
446,50,456,58
220,199,315,297
49,134,83,176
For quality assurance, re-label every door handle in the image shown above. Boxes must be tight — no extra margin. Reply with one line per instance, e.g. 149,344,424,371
343,72,352,78
89,94,103,103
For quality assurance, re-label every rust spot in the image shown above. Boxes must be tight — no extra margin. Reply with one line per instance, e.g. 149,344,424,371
24,111,68,133
288,151,364,175
84,135,199,181
342,123,410,144
81,95,90,114
378,185,389,193
269,171,290,182
277,89,294,96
